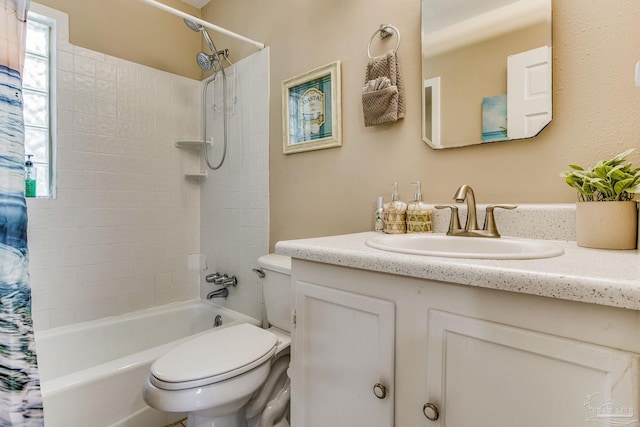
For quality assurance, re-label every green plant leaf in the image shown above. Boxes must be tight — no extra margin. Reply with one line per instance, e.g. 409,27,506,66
561,149,638,201
614,178,634,195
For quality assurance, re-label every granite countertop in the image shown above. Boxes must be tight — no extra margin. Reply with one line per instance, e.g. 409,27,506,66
275,231,640,311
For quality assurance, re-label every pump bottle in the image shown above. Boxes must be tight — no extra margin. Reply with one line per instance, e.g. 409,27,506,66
374,196,384,232
382,183,407,233
406,181,432,233
25,155,36,198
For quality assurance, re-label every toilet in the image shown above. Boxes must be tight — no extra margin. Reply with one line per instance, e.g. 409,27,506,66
143,254,292,427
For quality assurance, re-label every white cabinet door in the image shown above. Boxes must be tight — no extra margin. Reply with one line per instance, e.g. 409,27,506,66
291,281,395,427
425,310,640,427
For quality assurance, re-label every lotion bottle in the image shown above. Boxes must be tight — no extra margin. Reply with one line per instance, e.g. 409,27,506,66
383,183,407,233
406,181,433,233
374,196,384,232
25,155,36,198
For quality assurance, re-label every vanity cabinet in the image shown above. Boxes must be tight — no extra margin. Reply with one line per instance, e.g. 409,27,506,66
290,280,395,427
289,259,640,427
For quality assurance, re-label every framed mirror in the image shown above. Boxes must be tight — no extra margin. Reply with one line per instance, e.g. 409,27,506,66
421,0,552,149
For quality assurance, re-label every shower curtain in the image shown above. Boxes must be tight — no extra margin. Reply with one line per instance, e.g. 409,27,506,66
0,0,44,425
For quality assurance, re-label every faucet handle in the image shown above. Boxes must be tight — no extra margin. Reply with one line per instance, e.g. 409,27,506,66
483,204,517,237
435,205,462,233
213,274,229,285
205,272,222,283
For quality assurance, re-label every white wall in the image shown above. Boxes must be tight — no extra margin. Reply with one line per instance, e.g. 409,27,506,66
27,5,202,330
200,49,270,322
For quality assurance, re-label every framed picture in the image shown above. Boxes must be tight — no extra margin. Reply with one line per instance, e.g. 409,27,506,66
282,61,342,154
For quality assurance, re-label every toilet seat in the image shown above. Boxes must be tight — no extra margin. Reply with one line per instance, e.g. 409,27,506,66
150,323,278,391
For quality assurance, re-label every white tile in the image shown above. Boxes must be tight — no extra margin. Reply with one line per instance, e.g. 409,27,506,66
95,154,118,172
95,135,118,155
96,79,117,100
74,73,96,96
95,172,118,190
57,109,73,131
30,40,205,330
96,62,116,82
96,97,116,118
74,298,119,323
49,306,76,329
58,50,74,72
57,70,74,91
95,115,117,136
74,55,96,77
73,45,105,61
57,89,74,111
31,310,51,331
74,113,97,134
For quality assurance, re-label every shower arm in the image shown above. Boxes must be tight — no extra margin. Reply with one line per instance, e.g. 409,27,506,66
138,0,265,50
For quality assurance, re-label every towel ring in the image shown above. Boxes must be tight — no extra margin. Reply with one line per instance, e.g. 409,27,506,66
367,24,401,59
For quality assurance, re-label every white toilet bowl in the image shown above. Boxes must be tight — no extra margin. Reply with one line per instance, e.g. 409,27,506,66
143,254,292,427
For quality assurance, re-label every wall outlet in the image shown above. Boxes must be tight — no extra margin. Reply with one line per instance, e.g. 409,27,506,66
635,61,640,87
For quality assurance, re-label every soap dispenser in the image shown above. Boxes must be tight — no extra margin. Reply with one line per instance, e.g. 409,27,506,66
25,154,36,198
406,181,433,233
383,183,407,234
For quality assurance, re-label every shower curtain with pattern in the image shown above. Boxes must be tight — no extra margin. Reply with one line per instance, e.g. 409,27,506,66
0,0,44,425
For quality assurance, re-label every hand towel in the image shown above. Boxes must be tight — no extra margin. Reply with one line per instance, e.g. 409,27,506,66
362,50,405,127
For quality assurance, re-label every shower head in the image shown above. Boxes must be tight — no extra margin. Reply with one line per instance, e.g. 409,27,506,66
183,18,202,32
196,52,216,71
184,18,218,57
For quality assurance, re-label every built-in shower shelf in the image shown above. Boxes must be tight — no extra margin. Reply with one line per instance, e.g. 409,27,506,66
185,171,208,180
175,139,212,150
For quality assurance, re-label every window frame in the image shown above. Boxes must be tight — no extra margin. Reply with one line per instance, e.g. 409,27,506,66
24,10,57,199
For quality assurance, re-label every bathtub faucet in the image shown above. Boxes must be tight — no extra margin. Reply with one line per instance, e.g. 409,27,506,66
206,273,238,287
207,288,229,300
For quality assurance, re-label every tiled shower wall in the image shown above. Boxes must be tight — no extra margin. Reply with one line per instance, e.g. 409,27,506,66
27,5,202,330
200,49,270,322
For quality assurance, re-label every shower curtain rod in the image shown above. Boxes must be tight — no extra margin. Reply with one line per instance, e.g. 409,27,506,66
138,0,265,50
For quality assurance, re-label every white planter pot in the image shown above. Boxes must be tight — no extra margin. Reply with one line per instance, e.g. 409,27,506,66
576,201,638,249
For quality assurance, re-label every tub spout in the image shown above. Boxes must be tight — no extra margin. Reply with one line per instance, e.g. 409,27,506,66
207,288,229,299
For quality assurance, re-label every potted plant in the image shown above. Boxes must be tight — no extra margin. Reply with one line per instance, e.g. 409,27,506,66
561,149,640,249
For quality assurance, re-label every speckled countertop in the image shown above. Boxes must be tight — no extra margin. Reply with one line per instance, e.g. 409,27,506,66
275,231,640,311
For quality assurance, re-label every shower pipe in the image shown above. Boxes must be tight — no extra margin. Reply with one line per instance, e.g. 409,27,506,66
193,24,230,170
138,0,265,50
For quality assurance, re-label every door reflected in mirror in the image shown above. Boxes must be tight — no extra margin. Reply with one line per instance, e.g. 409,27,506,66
421,0,552,149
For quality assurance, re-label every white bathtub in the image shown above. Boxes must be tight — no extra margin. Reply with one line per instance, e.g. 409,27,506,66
34,299,260,427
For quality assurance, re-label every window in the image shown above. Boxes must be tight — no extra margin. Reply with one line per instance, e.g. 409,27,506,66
23,12,55,198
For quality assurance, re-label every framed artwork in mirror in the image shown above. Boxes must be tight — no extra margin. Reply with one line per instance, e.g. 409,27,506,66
282,61,342,154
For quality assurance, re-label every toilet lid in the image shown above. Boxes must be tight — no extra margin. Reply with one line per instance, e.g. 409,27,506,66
150,323,277,390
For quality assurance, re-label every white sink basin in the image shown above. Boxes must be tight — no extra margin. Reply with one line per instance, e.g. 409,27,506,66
365,233,564,260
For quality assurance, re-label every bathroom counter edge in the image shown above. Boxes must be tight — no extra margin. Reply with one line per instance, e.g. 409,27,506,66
275,231,640,311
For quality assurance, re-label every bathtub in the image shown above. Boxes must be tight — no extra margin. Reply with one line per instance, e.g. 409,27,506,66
34,299,260,427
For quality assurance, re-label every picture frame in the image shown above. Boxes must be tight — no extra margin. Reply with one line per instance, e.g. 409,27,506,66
282,61,342,154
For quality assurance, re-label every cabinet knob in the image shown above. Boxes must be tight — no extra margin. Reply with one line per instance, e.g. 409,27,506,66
423,403,439,421
373,383,387,399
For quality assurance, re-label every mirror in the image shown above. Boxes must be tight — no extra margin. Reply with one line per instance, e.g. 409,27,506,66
421,0,552,149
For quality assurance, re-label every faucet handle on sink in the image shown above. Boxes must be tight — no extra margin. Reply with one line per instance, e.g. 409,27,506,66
483,204,517,238
435,205,462,233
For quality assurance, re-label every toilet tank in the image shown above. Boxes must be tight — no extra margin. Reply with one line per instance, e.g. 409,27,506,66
258,254,292,333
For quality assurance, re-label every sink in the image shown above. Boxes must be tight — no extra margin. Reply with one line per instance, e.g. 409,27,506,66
365,233,564,260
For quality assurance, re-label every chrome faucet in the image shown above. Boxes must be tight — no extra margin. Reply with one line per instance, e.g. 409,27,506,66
207,287,229,299
436,185,516,238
